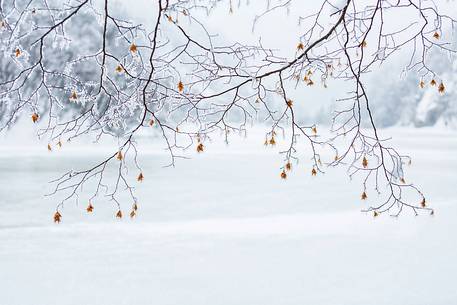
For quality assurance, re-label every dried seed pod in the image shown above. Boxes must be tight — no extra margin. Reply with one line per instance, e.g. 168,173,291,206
196,143,204,153
285,162,292,171
115,64,124,73
420,198,426,208
178,81,184,92
53,211,62,223
69,90,77,101
31,113,39,123
362,157,368,168
86,203,94,213
438,82,445,94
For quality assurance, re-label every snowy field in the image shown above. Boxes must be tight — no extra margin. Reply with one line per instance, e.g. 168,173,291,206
0,127,456,305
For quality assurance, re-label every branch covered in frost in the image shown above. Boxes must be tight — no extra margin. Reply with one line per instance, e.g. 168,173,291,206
1,0,455,220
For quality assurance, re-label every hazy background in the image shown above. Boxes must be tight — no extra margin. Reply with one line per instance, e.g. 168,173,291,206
115,0,457,126
1,1,457,305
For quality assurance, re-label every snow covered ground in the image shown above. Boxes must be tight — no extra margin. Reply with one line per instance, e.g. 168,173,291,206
0,127,456,305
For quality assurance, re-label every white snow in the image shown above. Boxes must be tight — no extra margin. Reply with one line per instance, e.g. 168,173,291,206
0,127,456,305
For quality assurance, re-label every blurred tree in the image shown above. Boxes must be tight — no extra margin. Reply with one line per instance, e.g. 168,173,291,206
369,31,457,127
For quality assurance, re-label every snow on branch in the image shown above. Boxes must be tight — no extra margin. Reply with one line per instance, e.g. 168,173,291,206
1,0,455,220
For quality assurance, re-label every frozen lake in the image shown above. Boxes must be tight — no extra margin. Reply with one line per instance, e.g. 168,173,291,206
0,127,456,305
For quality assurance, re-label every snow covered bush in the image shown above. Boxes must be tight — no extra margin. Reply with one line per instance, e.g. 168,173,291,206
368,32,457,128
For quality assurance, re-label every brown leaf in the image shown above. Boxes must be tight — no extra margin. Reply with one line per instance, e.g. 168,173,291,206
280,170,287,179
420,198,426,208
31,113,39,123
116,151,123,161
129,43,137,53
116,210,123,218
311,168,317,176
86,203,94,213
362,157,368,168
137,172,144,182
197,143,204,153
115,64,124,73
178,81,184,92
297,42,304,51
361,191,367,200
69,90,77,101
285,162,292,171
433,31,440,39
438,82,445,94
53,211,62,223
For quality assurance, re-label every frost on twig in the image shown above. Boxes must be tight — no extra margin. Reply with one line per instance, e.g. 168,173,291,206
1,0,455,220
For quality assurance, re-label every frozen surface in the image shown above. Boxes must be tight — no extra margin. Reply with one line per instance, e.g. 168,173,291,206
0,127,456,305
